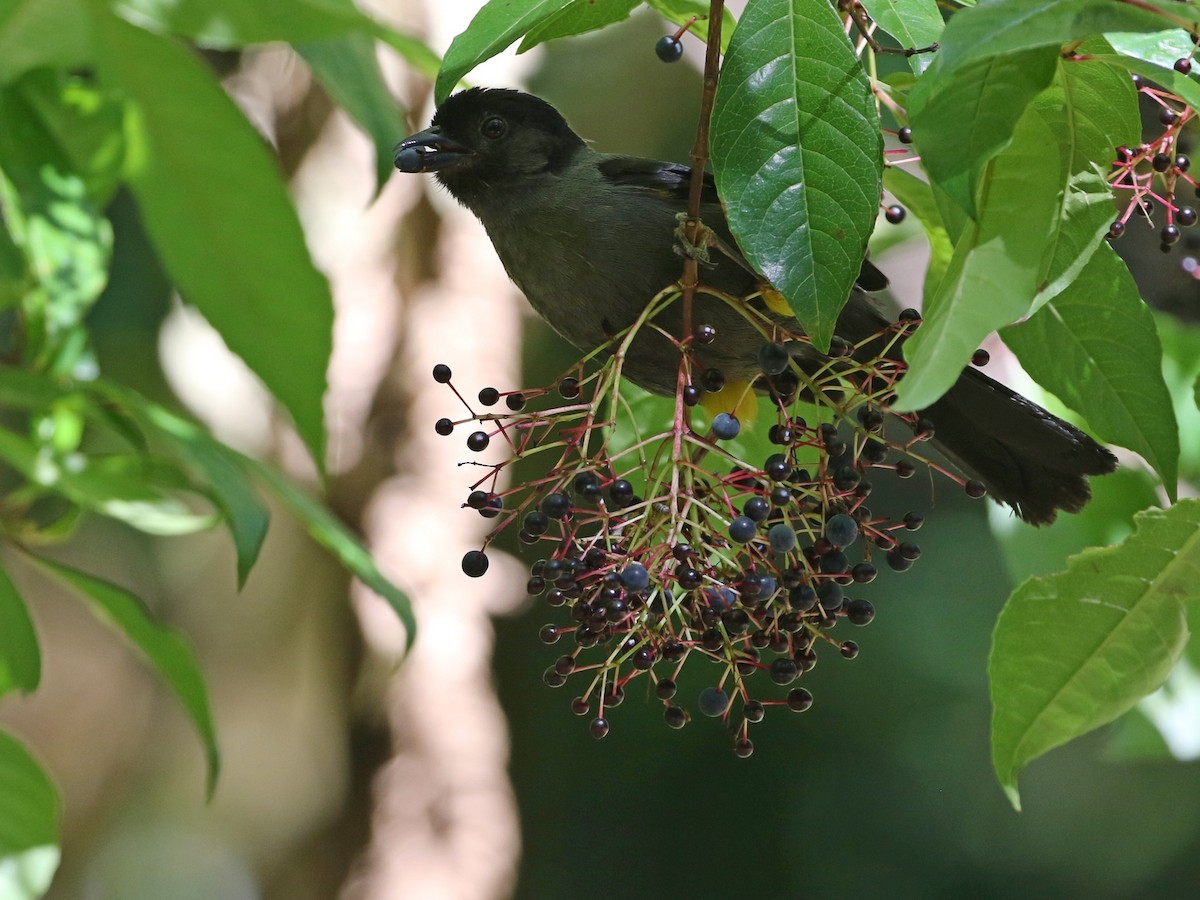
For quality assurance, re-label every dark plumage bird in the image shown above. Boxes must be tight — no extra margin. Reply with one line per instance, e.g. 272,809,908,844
395,88,1116,524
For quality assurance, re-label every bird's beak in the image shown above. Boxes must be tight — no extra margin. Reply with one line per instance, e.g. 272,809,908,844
393,128,472,173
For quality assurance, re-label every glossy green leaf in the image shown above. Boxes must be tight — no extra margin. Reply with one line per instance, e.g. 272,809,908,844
297,33,405,198
881,166,953,301
645,0,737,52
990,499,1200,810
710,0,881,351
0,564,40,696
930,0,1182,79
243,456,415,652
436,0,576,103
95,13,332,470
34,557,220,796
0,730,60,898
894,90,1060,411
518,0,641,52
0,0,91,83
0,426,219,536
0,75,115,362
861,0,943,74
908,47,1057,216
1098,31,1200,111
89,381,271,588
1003,245,1179,497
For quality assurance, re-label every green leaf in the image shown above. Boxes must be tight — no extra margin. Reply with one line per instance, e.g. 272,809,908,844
436,0,576,103
990,499,1200,810
930,0,1183,80
33,557,220,796
114,0,365,47
644,0,738,52
1098,30,1200,111
0,426,219,536
518,0,641,52
297,33,405,198
710,0,881,351
1026,57,1139,308
894,89,1061,411
908,47,1058,216
242,455,415,651
0,74,116,363
1002,245,1179,496
881,166,954,301
94,13,333,470
0,564,40,696
860,0,944,74
0,730,60,899
0,0,92,83
90,381,271,588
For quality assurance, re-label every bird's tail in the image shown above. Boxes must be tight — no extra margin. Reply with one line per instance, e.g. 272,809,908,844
922,368,1117,525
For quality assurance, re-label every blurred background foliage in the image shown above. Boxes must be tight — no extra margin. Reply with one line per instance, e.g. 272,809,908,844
2,1,1200,898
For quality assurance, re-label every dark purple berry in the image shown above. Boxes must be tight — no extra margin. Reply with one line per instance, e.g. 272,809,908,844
787,688,813,712
1153,152,1173,172
655,35,684,62
971,348,990,367
432,363,452,383
1178,206,1197,227
435,417,454,435
712,413,740,440
885,204,906,224
743,496,770,521
897,126,913,144
656,679,677,700
698,687,729,717
590,717,610,739
467,431,490,452
729,516,757,544
478,387,499,406
700,367,725,392
758,342,790,375
694,323,717,344
664,706,687,728
559,376,581,399
840,641,860,659
505,392,526,411
846,598,875,625
1174,57,1193,75
462,550,489,577
1163,224,1182,245
965,479,987,499
540,492,569,519
733,738,755,758
1108,220,1125,240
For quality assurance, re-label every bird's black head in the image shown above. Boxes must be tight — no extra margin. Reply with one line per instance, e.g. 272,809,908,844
394,88,586,203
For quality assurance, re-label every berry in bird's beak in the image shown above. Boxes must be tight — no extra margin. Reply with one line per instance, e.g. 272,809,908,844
393,128,472,173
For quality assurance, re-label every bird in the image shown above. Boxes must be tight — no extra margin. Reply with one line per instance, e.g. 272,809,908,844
394,87,1116,525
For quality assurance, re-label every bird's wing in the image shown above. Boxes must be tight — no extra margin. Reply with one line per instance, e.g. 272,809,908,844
595,156,888,294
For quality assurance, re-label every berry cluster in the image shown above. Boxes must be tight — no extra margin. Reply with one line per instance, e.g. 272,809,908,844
1107,74,1198,253
432,296,987,756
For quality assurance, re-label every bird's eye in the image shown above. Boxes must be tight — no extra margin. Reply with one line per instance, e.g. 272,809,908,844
480,116,507,140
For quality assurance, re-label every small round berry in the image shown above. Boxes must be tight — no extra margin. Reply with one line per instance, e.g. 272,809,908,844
462,550,489,577
965,479,987,499
851,562,877,584
505,392,526,411
733,738,755,759
664,706,687,728
897,126,913,144
898,308,922,324
757,342,790,375
825,513,859,548
1160,107,1179,126
885,204,906,224
467,431,490,452
1153,152,1173,173
700,367,725,392
589,717,610,739
570,696,588,715
887,548,914,572
435,417,454,436
789,584,818,611
698,687,729,717
662,639,686,662
467,490,488,509
694,323,717,344
768,424,795,445
712,412,741,440
1131,73,1145,88
526,575,546,595
728,515,758,544
656,679,677,701
787,688,814,712
682,384,702,406
539,624,560,644
432,363,452,383
770,485,792,507
603,684,626,708
543,667,567,687
559,376,581,399
1178,155,1192,173
1163,224,1182,246
522,510,549,535
1178,206,1198,227
540,492,569,519
903,511,924,530
971,348,990,367
1135,198,1154,217
846,598,876,625
858,407,885,432
1175,57,1193,75
478,387,499,406
769,658,799,685
816,580,844,611
840,641,860,659
819,550,849,576
619,562,650,592
743,496,771,522
655,35,684,62
768,523,797,553
743,700,766,723
1108,220,1125,240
